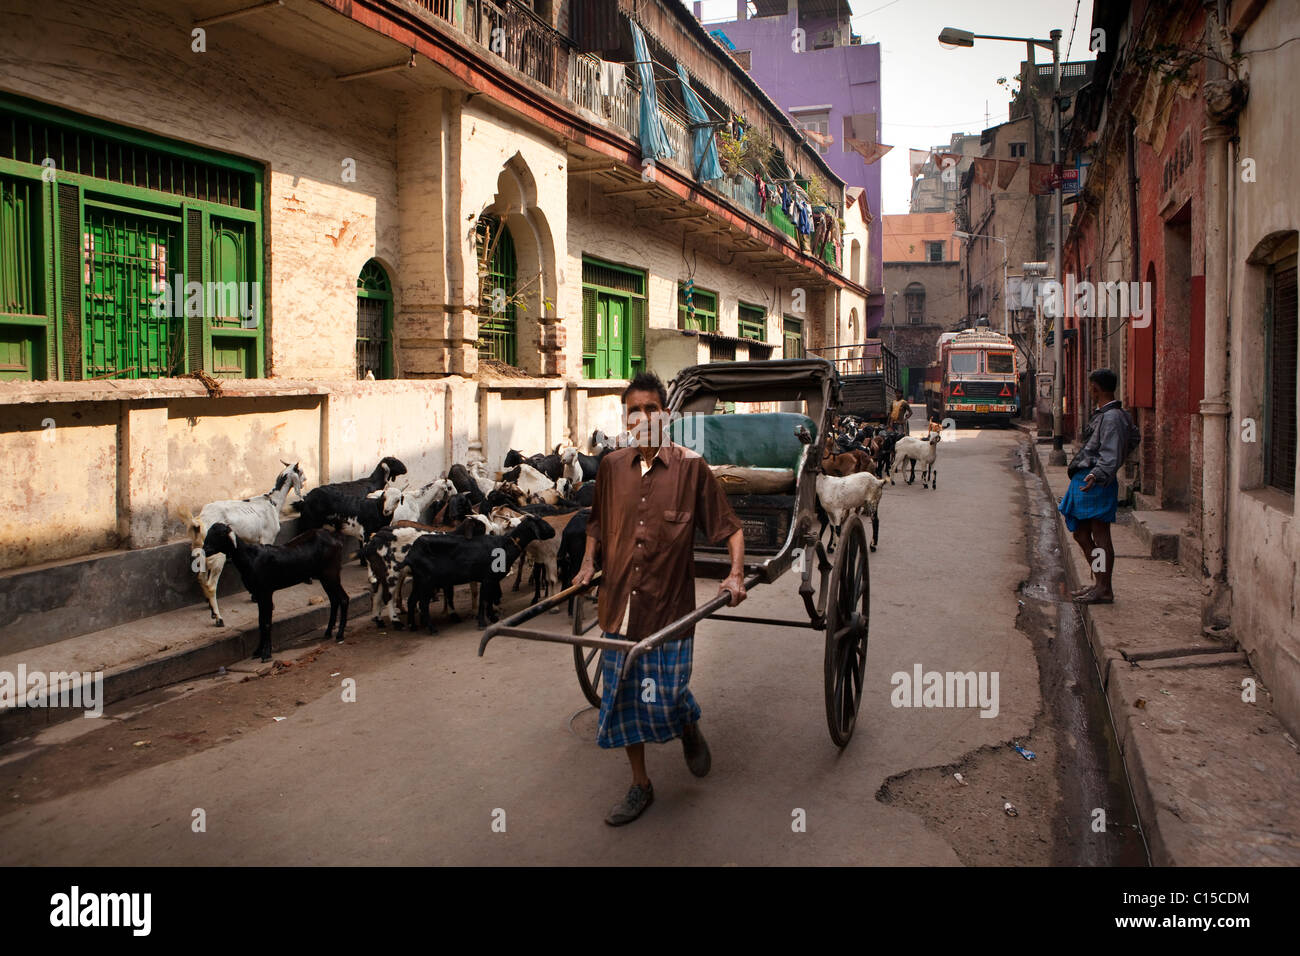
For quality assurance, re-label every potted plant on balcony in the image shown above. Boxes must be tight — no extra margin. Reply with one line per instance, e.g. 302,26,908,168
716,129,746,179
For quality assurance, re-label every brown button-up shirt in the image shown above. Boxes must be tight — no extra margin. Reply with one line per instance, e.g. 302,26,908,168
587,442,743,642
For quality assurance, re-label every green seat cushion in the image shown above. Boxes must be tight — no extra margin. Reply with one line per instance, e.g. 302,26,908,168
668,412,816,471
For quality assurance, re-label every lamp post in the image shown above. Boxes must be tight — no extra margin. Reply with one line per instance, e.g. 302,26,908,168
953,230,1008,335
941,25,1064,463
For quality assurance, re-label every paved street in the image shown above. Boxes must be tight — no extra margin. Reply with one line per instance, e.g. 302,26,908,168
0,416,1144,866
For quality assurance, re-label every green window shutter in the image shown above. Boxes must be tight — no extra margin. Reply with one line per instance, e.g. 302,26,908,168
356,259,393,379
783,315,804,358
626,295,645,369
738,304,766,342
185,207,204,373
57,181,82,380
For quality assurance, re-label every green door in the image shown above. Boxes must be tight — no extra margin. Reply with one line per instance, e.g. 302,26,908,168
84,207,181,379
603,293,625,379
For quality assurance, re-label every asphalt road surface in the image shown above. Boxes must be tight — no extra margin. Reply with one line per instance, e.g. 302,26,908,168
0,414,1142,865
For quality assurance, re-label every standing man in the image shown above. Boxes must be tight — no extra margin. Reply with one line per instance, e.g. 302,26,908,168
1058,368,1138,604
574,371,747,826
889,396,912,435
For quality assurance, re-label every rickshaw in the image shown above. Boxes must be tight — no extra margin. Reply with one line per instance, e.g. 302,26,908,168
478,359,871,747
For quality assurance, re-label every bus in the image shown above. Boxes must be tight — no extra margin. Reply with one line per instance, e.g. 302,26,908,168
923,328,1020,425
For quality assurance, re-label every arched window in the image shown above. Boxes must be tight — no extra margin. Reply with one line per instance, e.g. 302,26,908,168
905,282,925,324
356,259,393,379
475,213,517,366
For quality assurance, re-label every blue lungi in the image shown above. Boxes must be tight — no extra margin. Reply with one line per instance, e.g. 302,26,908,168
596,631,701,749
1058,472,1119,532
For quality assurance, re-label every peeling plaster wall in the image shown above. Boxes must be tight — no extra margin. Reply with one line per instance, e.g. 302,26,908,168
1225,0,1300,736
0,404,118,571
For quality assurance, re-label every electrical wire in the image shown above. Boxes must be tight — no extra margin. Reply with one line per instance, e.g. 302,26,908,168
1063,0,1083,63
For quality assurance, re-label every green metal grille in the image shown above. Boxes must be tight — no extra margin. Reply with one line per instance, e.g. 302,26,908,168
1,101,255,210
82,206,182,379
582,258,644,296
356,258,393,379
476,214,517,366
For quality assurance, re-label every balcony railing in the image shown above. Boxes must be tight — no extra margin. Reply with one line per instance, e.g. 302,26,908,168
402,4,842,271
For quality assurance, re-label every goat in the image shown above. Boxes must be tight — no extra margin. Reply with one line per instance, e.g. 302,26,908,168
895,432,942,489
815,471,885,553
328,484,403,545
399,515,556,632
520,512,581,604
820,432,876,477
362,517,489,628
183,461,305,628
502,461,557,496
201,522,348,662
559,447,585,487
504,448,563,481
392,478,455,524
315,457,407,500
868,430,904,484
555,508,599,614
447,463,486,506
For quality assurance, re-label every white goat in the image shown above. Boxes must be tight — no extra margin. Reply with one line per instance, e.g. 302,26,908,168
816,470,885,552
468,460,502,493
184,461,306,627
894,432,942,489
392,478,455,523
560,447,583,488
512,461,556,496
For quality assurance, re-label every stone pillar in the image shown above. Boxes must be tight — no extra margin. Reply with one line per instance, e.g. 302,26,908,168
116,402,169,549
1199,122,1232,627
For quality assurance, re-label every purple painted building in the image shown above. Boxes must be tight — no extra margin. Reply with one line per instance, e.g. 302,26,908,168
696,0,884,335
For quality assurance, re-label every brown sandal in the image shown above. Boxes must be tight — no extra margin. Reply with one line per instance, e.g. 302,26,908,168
1076,591,1114,605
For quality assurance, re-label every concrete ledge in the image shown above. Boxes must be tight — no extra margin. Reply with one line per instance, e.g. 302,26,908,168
0,566,376,746
1028,437,1300,866
1127,508,1186,561
0,517,303,654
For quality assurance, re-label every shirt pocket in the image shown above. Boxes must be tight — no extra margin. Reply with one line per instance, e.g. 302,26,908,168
659,509,694,546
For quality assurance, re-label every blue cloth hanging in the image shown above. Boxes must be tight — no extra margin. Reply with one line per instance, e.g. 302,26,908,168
629,21,674,165
676,63,723,182
796,199,813,235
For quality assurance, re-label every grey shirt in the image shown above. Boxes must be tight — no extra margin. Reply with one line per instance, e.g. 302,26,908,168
1078,400,1128,486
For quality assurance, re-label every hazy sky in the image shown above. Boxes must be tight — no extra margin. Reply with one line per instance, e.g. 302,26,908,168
692,0,1097,214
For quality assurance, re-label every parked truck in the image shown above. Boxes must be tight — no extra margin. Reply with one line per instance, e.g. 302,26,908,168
807,340,900,422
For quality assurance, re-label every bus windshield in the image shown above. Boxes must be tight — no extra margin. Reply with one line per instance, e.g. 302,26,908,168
986,352,1015,374
949,351,979,373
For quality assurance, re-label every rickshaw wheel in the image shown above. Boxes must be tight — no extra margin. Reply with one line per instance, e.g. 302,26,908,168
574,644,603,708
823,515,870,748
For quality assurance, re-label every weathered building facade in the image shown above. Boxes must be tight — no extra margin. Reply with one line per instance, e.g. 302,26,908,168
0,0,871,573
882,213,962,401
1064,0,1300,735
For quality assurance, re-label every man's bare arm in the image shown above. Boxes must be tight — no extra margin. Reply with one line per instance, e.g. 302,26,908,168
719,528,746,606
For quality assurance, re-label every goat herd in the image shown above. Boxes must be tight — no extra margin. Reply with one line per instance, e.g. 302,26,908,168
182,416,942,663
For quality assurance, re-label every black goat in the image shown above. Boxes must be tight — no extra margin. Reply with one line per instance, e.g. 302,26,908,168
399,515,556,631
294,483,401,555
503,448,563,481
313,456,407,500
446,463,485,506
201,522,348,662
572,481,597,507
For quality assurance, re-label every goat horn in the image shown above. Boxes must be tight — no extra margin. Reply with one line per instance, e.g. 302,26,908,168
281,459,290,467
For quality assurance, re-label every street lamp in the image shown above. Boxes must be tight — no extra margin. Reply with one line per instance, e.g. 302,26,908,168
941,24,1065,465
953,230,1008,335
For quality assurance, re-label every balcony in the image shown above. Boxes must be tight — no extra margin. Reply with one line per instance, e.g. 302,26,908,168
401,3,844,273
410,0,570,95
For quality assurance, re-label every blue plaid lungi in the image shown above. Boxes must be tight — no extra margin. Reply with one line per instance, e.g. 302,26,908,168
595,631,702,749
1058,472,1119,532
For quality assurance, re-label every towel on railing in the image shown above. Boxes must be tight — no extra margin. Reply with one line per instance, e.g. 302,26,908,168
676,63,723,182
600,60,625,97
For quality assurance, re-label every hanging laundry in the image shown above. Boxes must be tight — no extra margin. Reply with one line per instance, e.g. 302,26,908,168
600,61,625,97
796,199,813,235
